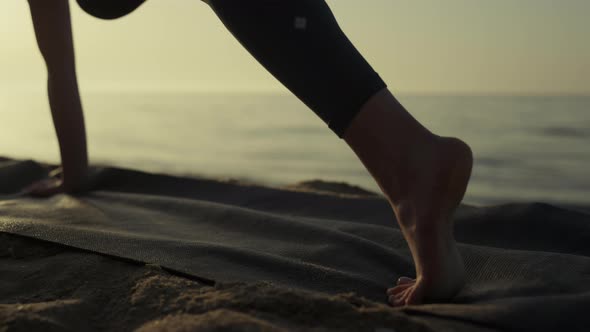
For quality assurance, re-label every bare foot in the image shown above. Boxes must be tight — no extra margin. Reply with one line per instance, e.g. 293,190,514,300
384,136,472,306
341,88,472,306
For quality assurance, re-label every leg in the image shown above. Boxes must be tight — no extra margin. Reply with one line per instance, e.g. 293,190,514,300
206,0,472,306
206,0,385,137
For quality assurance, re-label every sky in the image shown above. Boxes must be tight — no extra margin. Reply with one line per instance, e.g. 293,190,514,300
0,0,588,95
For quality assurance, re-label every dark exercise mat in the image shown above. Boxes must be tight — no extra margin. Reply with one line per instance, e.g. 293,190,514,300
1,158,590,331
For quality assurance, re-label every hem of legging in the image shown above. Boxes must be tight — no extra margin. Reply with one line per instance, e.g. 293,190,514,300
329,79,388,139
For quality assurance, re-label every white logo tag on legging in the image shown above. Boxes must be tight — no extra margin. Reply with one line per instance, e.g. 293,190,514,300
294,17,307,30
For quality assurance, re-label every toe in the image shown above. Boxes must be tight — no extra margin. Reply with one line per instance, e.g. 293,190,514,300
397,276,416,285
387,282,413,296
396,288,413,306
388,293,406,307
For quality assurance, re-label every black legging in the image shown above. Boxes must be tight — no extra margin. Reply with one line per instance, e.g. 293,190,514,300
77,0,387,138
207,0,387,138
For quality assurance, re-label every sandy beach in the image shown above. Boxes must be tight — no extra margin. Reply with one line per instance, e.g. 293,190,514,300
1,234,425,332
2,0,588,330
2,157,590,331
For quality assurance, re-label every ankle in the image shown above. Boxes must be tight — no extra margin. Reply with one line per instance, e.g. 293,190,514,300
344,89,433,148
346,89,438,158
343,89,439,199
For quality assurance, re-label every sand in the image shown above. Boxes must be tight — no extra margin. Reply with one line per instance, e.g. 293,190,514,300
0,234,427,332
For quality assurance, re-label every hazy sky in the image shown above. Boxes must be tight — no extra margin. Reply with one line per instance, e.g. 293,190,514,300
1,0,588,94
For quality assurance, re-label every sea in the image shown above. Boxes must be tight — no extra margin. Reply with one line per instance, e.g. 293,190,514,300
1,90,589,207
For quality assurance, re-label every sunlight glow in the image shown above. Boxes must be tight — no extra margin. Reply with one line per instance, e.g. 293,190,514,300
1,0,589,95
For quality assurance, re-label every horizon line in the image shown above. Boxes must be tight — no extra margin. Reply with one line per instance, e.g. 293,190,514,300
1,84,588,98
